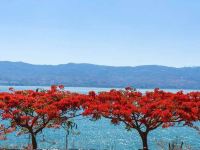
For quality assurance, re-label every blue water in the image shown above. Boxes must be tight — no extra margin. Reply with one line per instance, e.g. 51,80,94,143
0,86,199,150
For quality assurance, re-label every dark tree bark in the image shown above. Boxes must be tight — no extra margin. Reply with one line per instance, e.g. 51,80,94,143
139,131,149,150
66,133,68,150
31,133,37,149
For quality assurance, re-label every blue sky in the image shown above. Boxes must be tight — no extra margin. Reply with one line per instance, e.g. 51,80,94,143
0,0,200,67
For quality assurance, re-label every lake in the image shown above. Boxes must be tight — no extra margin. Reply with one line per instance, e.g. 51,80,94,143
0,86,199,150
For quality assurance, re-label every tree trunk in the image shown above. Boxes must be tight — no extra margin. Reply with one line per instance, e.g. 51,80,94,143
66,133,68,150
31,133,37,149
139,131,148,150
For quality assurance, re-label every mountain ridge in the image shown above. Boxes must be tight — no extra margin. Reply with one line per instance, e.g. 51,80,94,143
0,61,200,89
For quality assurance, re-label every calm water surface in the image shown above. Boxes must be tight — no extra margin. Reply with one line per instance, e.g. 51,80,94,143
0,86,199,150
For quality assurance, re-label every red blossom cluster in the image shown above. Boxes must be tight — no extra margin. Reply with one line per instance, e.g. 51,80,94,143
0,86,199,150
83,88,200,150
0,85,86,149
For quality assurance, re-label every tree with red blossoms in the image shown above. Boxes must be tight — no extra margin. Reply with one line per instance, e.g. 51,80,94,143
83,88,200,150
0,85,84,149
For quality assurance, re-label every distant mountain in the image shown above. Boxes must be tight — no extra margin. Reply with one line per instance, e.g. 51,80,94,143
0,61,200,89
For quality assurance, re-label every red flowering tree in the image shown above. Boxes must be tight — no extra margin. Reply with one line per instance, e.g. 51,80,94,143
0,85,84,149
83,88,200,150
173,91,200,122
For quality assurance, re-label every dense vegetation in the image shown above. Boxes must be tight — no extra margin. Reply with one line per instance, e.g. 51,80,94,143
0,85,199,150
1,61,200,89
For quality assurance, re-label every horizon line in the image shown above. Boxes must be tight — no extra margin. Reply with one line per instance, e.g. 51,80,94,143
0,60,199,68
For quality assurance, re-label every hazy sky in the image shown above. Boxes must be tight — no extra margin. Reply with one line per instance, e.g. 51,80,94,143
0,0,200,67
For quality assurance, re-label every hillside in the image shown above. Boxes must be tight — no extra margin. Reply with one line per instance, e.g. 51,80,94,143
0,61,200,89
